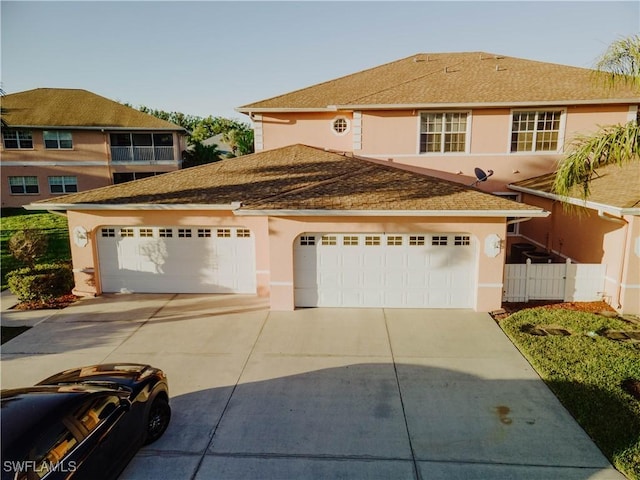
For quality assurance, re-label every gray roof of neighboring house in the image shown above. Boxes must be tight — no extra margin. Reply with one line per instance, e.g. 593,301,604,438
2,88,186,131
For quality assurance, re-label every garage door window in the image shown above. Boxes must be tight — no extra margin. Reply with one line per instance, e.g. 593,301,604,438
159,228,173,238
178,229,192,238
387,236,403,246
321,235,337,245
300,236,315,246
101,228,115,237
343,236,359,246
409,236,425,246
455,235,471,246
217,229,231,238
432,236,447,246
120,228,134,237
198,229,211,237
237,229,251,238
140,229,153,237
365,236,381,246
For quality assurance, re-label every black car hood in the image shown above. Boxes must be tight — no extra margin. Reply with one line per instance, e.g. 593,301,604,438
36,364,155,388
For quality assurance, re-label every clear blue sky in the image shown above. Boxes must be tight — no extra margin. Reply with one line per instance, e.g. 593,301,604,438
2,1,638,122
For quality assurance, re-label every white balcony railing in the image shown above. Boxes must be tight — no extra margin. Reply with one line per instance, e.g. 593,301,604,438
111,146,175,162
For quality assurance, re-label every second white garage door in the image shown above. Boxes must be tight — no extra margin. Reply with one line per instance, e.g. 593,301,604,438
294,233,477,308
97,226,256,294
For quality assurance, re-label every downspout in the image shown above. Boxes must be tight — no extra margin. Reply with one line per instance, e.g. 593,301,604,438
598,210,629,309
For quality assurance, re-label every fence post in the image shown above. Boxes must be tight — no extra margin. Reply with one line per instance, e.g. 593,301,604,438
563,258,571,302
524,258,531,302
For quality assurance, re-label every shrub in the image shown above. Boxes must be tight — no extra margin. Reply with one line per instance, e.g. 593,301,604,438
7,263,74,302
7,229,48,268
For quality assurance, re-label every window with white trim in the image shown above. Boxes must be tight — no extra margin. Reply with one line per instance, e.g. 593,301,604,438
511,111,561,152
419,112,468,153
331,117,349,135
9,176,39,194
44,131,73,149
48,176,78,194
2,130,33,149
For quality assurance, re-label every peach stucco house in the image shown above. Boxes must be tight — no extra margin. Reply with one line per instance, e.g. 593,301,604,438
1,88,188,208
235,52,639,314
23,52,639,314
28,144,548,312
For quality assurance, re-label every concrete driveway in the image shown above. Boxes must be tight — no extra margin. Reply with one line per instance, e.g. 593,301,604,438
1,293,625,479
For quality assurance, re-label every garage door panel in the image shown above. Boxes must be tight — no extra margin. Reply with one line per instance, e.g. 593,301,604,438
98,226,256,294
295,233,476,308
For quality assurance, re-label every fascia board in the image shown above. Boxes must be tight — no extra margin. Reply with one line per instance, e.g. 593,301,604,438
237,98,638,113
235,209,550,217
24,203,242,211
508,184,640,216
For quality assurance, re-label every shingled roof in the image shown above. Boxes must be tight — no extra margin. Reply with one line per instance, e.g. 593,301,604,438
238,52,640,111
2,88,185,130
32,144,546,216
510,161,640,213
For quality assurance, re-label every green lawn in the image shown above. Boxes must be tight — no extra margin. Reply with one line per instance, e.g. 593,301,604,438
499,308,640,479
1,208,71,289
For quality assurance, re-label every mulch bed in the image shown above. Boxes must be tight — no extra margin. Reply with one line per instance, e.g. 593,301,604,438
12,294,79,311
491,301,617,321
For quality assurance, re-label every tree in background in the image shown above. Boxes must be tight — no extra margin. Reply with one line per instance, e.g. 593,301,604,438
553,35,639,199
126,104,254,165
222,127,255,157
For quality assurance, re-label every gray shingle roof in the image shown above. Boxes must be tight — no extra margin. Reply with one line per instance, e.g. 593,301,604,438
239,52,640,111
34,144,545,215
2,88,185,130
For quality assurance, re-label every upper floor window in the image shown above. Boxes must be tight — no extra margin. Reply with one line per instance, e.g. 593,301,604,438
511,111,562,152
9,176,39,194
331,117,349,136
419,112,468,153
44,131,73,149
49,176,78,194
2,130,33,149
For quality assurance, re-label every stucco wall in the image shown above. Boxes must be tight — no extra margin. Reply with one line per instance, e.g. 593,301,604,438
66,211,509,313
517,194,639,314
256,105,633,193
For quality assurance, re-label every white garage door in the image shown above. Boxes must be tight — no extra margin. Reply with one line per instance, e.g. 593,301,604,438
97,226,256,294
294,233,477,308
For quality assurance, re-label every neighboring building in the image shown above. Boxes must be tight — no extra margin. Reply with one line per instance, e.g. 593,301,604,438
28,144,548,312
1,88,188,208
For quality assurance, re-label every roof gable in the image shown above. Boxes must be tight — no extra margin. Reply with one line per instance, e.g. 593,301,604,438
33,144,544,215
239,52,640,111
2,88,184,130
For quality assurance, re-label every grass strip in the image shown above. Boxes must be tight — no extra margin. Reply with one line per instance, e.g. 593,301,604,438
500,308,640,479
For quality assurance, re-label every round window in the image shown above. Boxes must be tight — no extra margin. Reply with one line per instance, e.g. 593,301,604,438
332,117,349,135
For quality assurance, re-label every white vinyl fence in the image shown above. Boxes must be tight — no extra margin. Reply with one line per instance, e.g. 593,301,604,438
503,258,606,303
